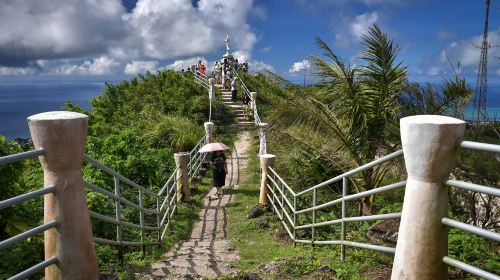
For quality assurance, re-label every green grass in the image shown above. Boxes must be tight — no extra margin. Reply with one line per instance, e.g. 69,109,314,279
224,140,395,279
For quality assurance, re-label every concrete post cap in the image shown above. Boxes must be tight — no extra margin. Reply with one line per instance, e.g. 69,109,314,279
174,152,190,165
28,111,88,121
259,154,275,160
400,115,465,125
208,78,215,85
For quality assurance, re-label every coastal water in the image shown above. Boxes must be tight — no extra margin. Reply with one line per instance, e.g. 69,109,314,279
0,75,499,140
0,76,126,139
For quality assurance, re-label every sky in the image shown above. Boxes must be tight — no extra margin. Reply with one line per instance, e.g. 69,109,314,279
0,0,499,84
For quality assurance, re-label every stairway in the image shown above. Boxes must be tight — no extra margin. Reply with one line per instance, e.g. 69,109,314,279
215,83,254,128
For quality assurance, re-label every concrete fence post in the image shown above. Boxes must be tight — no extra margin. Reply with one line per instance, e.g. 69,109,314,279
28,111,99,280
174,152,191,202
258,123,268,155
259,154,276,205
208,78,215,101
204,122,214,144
391,115,465,280
208,78,215,122
250,91,257,112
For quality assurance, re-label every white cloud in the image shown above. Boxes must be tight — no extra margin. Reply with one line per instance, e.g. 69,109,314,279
49,56,120,75
440,31,500,68
0,0,262,75
260,46,272,53
0,0,126,66
334,12,379,48
233,51,251,63
428,67,443,76
164,57,208,71
124,60,159,75
0,66,38,75
289,60,311,73
350,12,379,41
415,29,500,81
124,0,258,60
250,60,275,73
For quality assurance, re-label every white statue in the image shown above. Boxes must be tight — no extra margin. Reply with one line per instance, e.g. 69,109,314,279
223,34,234,59
225,35,231,52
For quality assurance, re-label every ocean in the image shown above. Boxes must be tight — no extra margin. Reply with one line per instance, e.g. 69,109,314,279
0,75,499,140
0,76,127,139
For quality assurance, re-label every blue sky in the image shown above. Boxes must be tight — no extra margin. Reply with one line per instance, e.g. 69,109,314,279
0,0,498,85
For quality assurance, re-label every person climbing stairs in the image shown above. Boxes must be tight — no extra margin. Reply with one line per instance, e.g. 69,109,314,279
215,83,254,128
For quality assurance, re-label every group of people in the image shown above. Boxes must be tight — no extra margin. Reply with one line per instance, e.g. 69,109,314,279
205,58,252,198
195,61,206,77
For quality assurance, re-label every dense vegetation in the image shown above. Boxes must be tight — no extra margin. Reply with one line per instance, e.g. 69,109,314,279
0,23,498,279
0,70,234,278
235,25,499,278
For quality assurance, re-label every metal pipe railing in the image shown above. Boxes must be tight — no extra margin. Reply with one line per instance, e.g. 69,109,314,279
8,257,58,280
0,148,45,165
264,139,499,279
0,220,59,251
296,149,404,196
0,186,55,210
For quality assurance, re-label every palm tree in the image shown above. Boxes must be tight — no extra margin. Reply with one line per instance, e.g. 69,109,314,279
269,24,407,215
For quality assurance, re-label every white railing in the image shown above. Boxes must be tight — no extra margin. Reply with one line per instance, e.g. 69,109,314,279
193,73,209,89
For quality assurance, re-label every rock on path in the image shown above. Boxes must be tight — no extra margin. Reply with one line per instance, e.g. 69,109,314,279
144,131,252,279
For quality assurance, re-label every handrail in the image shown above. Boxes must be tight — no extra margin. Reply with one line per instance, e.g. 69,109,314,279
84,181,157,214
0,186,55,210
84,154,158,197
461,140,500,153
0,221,59,251
8,257,58,280
296,149,404,196
0,148,45,165
264,136,500,278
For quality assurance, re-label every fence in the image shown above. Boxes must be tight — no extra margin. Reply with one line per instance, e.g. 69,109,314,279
0,109,213,279
233,71,267,155
258,116,499,279
235,69,500,279
193,73,209,89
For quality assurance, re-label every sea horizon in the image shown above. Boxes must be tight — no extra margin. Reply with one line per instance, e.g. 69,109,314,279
0,75,499,140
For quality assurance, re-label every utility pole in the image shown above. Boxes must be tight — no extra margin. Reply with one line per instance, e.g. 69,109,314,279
471,0,490,125
302,59,307,87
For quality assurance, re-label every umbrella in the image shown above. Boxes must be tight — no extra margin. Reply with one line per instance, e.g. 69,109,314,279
198,142,229,153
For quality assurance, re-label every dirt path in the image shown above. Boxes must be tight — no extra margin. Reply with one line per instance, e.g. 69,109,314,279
145,131,252,279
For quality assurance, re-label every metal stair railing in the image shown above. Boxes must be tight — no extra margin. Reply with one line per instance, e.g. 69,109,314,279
0,132,208,279
233,64,499,278
83,154,162,249
264,141,500,279
233,71,267,153
193,73,209,89
188,136,208,181
0,149,59,280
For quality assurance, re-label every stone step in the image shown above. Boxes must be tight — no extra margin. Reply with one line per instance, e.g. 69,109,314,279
236,122,255,129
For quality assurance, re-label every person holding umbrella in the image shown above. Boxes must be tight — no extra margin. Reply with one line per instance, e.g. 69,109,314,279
210,150,228,197
198,142,229,198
